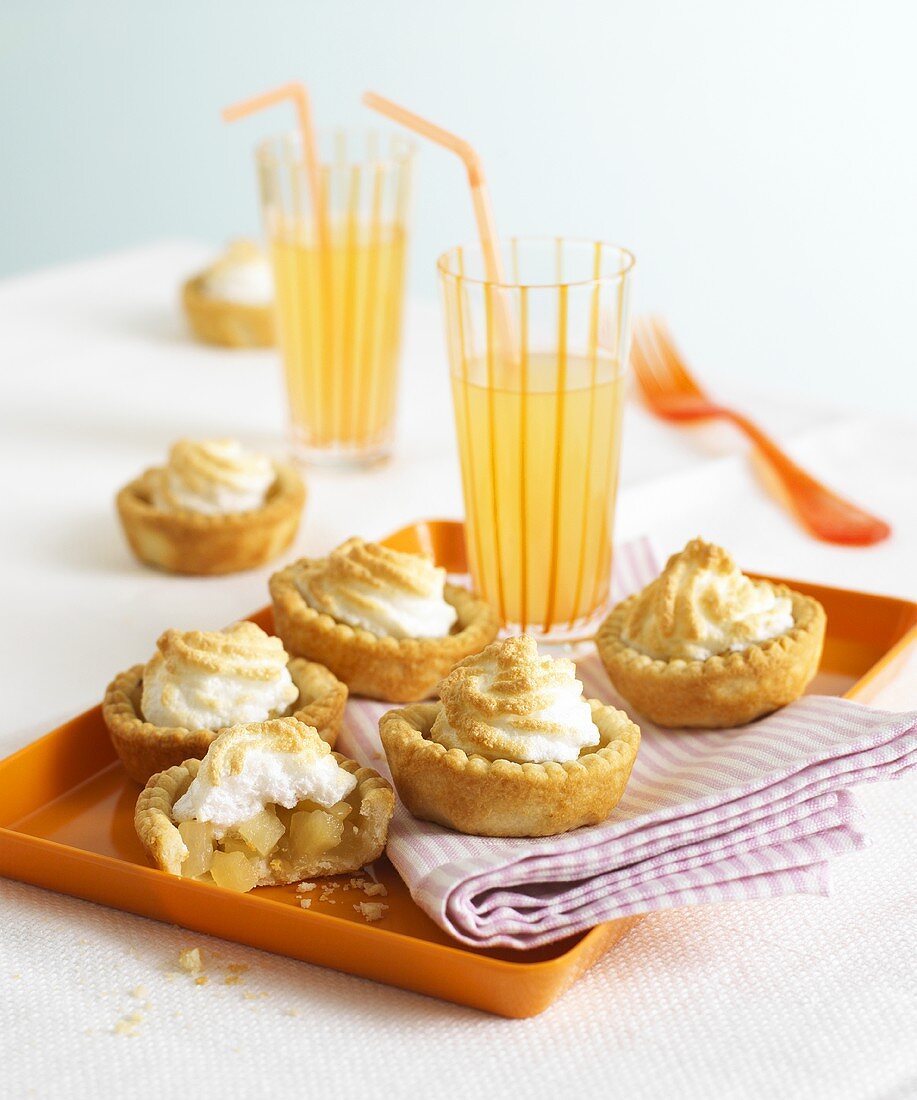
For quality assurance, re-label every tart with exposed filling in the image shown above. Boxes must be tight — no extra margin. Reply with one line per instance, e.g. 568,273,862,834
596,538,826,728
135,717,393,890
103,621,346,783
380,635,641,837
270,537,500,702
117,437,304,575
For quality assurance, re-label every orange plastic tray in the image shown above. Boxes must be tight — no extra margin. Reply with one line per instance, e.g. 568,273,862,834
1,520,915,1018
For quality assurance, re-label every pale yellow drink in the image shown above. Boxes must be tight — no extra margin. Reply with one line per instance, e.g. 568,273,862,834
257,130,414,465
271,220,407,453
451,352,625,633
439,237,634,641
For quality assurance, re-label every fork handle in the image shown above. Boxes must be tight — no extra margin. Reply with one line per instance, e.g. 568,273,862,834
719,408,891,546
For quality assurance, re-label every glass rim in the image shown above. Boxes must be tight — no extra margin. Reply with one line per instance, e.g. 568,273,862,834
433,236,633,290
256,127,416,171
436,236,636,290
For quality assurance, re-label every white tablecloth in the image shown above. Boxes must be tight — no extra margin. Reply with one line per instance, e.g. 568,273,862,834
1,244,914,1099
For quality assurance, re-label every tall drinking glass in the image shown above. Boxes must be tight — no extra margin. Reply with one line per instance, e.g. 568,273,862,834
257,129,415,466
438,238,635,642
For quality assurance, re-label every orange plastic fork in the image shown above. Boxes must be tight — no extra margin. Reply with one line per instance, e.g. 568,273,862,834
630,318,891,546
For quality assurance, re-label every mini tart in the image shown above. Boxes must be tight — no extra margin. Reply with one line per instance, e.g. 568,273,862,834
379,700,641,837
595,586,826,728
116,462,304,576
269,563,501,702
135,752,393,883
182,274,274,349
103,658,347,784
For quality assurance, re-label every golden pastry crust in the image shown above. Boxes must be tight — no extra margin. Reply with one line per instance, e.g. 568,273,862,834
379,700,641,837
269,562,501,702
116,462,304,575
182,274,274,349
134,751,394,883
103,657,347,784
596,586,826,728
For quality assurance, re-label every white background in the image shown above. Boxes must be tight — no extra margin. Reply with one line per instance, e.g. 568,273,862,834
2,0,916,413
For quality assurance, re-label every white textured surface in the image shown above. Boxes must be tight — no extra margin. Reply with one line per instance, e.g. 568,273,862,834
0,244,915,1097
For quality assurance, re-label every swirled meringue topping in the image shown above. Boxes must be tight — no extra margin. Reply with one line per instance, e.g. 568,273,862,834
172,717,356,831
151,438,276,515
621,538,795,661
295,537,458,639
429,635,599,763
201,240,273,306
141,621,299,730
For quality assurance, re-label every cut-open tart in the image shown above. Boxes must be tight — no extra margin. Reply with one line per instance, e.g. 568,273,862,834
135,717,393,890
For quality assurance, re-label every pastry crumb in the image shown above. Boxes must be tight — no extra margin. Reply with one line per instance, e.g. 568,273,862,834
295,882,316,893
362,882,388,897
223,962,248,985
299,899,312,909
354,901,389,923
177,947,202,974
114,1010,144,1036
194,975,209,986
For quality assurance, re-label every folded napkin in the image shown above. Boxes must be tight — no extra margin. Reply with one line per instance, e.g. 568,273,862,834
337,540,917,949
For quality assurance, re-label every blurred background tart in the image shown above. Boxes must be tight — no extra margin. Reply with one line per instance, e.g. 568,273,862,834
182,239,275,349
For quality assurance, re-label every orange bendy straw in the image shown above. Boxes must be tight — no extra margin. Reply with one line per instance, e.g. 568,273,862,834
223,81,326,240
363,92,517,358
362,92,508,289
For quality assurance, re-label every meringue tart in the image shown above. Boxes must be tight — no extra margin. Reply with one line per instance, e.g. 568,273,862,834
270,537,500,702
182,239,275,349
117,438,304,575
103,622,347,783
380,636,641,837
596,538,826,728
135,718,393,890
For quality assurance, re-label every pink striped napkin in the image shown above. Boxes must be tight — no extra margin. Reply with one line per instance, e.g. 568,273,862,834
337,540,917,949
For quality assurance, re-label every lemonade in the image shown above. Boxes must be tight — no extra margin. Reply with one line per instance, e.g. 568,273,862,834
271,219,407,459
450,351,625,634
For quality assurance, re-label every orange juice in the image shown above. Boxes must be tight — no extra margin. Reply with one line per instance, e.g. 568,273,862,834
271,219,408,457
450,352,625,634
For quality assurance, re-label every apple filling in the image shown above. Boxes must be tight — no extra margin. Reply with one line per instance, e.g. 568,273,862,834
177,790,365,893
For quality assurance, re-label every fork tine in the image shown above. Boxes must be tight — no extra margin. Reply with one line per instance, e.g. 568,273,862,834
648,317,707,398
630,319,667,404
633,315,687,403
